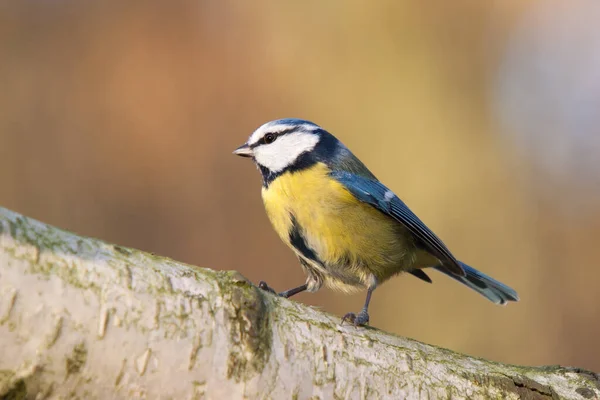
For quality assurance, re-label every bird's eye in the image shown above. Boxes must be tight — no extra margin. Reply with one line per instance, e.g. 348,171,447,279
264,133,276,144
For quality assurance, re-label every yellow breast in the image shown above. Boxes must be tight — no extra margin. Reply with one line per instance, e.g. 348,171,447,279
261,163,416,289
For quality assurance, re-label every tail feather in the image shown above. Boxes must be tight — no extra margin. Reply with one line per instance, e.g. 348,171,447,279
434,262,519,305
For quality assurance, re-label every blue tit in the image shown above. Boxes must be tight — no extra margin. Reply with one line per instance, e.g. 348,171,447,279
233,118,519,326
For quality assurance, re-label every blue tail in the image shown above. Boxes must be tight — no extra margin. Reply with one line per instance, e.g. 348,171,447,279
435,262,519,305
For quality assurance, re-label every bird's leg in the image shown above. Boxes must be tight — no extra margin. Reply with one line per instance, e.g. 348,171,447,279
258,281,308,298
279,283,308,298
341,287,373,327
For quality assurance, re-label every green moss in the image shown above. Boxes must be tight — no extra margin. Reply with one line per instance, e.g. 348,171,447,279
43,317,63,349
463,372,554,400
332,390,345,400
113,245,132,256
188,334,203,371
3,217,102,293
7,219,17,239
8,217,73,257
219,272,272,383
0,370,26,400
114,360,126,387
577,387,596,399
65,342,88,376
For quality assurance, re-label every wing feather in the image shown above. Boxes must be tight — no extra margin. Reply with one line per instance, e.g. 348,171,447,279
331,171,465,276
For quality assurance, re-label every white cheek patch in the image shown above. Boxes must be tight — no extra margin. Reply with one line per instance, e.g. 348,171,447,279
254,132,320,172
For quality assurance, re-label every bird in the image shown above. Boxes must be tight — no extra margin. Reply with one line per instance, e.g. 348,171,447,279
233,118,519,326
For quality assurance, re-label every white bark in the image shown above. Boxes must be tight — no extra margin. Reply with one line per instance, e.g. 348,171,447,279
0,206,597,399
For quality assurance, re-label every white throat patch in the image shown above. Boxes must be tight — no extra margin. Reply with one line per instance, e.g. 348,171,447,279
253,131,320,173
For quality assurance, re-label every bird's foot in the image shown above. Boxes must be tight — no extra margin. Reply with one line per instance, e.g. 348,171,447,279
258,280,277,295
341,309,370,327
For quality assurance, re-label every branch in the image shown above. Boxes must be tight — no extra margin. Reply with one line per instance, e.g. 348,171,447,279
0,206,597,400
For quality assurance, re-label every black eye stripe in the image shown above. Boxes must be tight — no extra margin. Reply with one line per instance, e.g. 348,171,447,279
250,128,296,148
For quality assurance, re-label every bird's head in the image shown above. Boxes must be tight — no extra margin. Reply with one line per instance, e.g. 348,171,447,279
233,118,329,175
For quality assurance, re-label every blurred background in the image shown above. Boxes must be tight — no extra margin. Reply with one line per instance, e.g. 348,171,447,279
2,0,600,371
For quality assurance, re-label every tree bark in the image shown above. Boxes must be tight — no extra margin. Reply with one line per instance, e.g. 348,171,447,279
0,206,597,400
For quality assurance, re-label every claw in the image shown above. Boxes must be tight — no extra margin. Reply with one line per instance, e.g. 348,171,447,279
340,310,369,327
341,312,357,325
258,281,276,294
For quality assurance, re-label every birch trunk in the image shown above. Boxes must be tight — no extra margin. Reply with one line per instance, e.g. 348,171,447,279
0,207,597,399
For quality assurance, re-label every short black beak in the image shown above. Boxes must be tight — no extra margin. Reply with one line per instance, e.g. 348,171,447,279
233,143,253,158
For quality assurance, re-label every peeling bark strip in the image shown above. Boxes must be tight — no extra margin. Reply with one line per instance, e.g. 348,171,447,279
0,207,598,400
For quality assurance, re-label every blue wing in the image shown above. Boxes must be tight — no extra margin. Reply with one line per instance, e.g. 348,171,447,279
331,171,465,276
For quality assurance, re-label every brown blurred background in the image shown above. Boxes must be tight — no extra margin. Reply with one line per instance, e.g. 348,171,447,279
2,0,600,371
